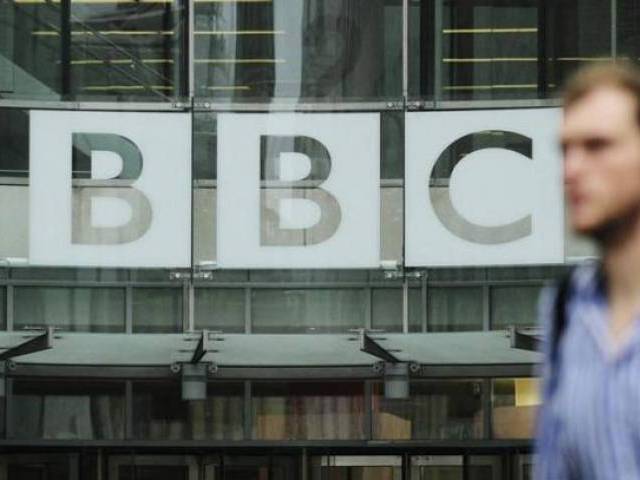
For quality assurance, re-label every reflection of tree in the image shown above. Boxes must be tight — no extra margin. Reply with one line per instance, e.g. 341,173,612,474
301,13,362,98
301,0,388,100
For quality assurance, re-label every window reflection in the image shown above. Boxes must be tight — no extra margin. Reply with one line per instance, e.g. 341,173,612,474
490,285,541,330
252,382,365,440
14,286,125,333
2,1,184,101
132,382,244,440
194,0,402,102
373,380,484,440
132,288,183,333
11,380,125,440
428,287,483,332
492,377,540,439
410,0,612,101
252,289,366,333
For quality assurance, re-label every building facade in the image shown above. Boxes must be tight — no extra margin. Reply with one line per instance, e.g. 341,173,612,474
0,0,622,478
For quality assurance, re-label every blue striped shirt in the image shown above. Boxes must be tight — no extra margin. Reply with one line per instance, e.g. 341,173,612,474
535,263,640,479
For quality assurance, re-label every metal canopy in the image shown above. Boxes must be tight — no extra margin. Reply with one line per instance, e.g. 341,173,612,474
356,330,401,363
507,326,543,353
0,327,55,361
0,331,540,367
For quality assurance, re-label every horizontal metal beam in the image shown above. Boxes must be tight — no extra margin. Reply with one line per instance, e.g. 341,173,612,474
0,439,533,450
9,363,536,380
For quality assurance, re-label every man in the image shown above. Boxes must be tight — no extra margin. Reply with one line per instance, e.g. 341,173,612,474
536,62,640,479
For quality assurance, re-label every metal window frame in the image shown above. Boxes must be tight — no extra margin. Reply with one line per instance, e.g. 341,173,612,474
0,267,554,335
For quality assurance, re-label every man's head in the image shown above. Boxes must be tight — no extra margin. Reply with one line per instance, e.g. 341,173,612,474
562,62,640,242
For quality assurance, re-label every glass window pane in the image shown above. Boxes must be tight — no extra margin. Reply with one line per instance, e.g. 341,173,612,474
428,268,487,282
428,287,483,331
194,0,402,103
409,288,423,332
252,289,366,333
382,111,404,179
194,288,245,333
492,378,540,439
487,265,567,281
2,3,185,101
11,380,125,440
69,3,185,101
372,288,402,332
252,382,365,440
0,109,28,178
0,287,4,330
619,1,640,61
250,270,368,283
133,288,183,333
10,267,128,282
2,3,62,100
14,287,125,332
468,455,504,480
410,0,612,101
373,380,484,440
133,382,244,440
491,285,542,330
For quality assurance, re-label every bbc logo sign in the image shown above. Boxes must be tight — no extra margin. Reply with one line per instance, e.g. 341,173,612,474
27,109,563,269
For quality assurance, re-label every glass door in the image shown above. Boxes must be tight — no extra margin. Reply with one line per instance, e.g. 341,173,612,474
108,455,200,480
410,455,503,480
310,455,402,480
514,454,535,480
221,455,298,480
0,454,79,480
411,455,463,480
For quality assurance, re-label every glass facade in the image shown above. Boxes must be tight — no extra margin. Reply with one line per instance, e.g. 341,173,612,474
0,0,618,476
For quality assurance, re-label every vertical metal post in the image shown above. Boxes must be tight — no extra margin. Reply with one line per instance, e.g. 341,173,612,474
536,0,548,98
60,0,72,98
187,0,195,98
5,285,13,332
401,0,409,101
611,0,618,58
187,282,195,332
434,0,444,106
402,279,409,333
462,452,469,480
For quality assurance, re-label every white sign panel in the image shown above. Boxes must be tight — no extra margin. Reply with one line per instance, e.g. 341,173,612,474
405,108,563,266
217,113,380,268
29,110,191,268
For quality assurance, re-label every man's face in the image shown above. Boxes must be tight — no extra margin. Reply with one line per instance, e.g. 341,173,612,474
561,86,640,237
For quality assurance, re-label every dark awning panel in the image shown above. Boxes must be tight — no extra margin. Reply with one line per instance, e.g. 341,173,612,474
0,331,540,367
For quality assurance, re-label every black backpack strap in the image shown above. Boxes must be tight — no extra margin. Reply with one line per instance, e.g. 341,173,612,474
550,267,576,366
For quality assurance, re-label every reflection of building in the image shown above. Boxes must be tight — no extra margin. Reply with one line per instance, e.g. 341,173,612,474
0,0,619,478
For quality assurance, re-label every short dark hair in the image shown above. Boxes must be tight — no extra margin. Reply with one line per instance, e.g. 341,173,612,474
564,61,640,127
